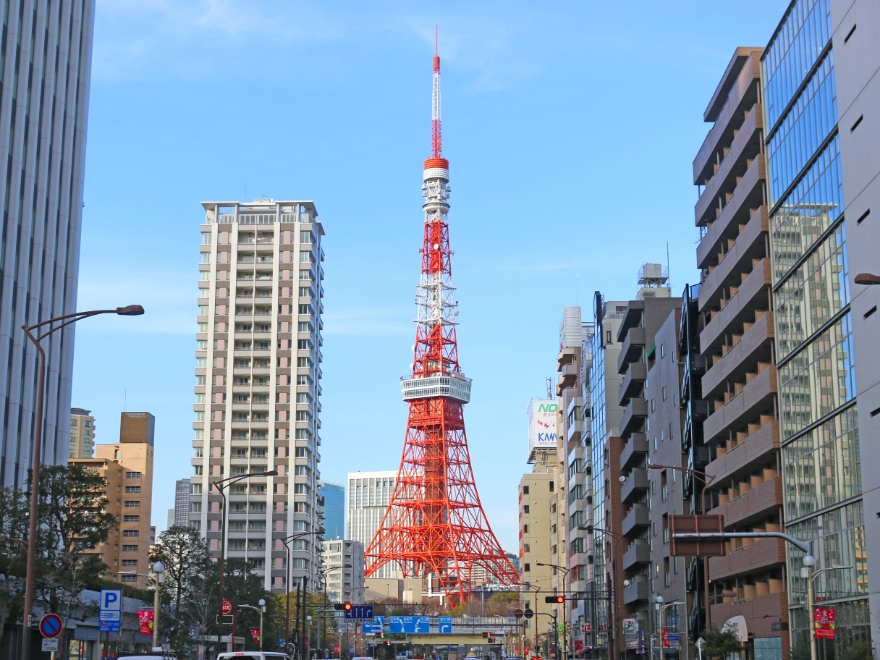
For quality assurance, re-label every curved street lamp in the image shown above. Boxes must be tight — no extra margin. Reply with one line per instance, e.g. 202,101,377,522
20,305,144,660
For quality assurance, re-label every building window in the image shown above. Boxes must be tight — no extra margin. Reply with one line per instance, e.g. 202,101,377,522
121,575,137,583
123,515,140,523
524,563,531,572
125,472,142,479
523,486,530,495
122,559,138,567
122,545,138,552
661,386,667,401
660,344,665,358
125,486,141,494
124,501,140,508
525,543,531,553
523,505,530,514
122,530,139,537
524,525,529,533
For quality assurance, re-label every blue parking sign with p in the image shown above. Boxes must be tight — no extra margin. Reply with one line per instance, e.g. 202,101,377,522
101,589,122,612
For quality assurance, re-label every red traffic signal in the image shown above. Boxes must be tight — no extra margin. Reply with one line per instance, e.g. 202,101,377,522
334,602,353,611
545,595,565,604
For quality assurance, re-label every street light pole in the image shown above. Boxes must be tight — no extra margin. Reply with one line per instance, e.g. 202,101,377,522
536,562,572,660
578,525,627,660
19,305,144,660
152,562,165,649
282,529,324,650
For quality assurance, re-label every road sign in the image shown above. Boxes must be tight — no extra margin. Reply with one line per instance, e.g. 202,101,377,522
99,620,120,633
524,608,534,619
278,638,285,647
99,610,120,621
390,616,430,634
668,634,680,644
362,621,383,635
42,638,59,652
582,623,592,633
39,614,63,639
345,605,374,620
514,609,524,619
670,515,726,556
221,600,234,615
439,617,453,634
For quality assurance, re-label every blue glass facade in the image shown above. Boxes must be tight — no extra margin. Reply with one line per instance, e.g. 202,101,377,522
319,481,346,540
763,0,868,648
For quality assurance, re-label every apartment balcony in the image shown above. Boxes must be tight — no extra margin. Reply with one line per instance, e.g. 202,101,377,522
621,468,649,504
709,591,788,641
620,433,648,471
618,362,648,406
618,328,646,374
619,398,648,438
566,418,583,444
702,311,774,400
558,362,578,391
558,346,577,370
621,504,650,537
698,207,769,313
622,543,651,570
694,52,762,184
623,580,650,605
695,107,764,227
700,258,772,355
709,476,782,528
706,419,779,485
708,537,786,581
703,364,776,445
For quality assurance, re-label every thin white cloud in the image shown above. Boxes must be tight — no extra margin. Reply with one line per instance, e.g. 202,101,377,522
322,306,412,337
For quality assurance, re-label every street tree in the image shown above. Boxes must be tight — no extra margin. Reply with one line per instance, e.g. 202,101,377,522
33,464,118,660
0,486,28,651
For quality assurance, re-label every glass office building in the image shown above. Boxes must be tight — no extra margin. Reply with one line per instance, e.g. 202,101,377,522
762,0,868,649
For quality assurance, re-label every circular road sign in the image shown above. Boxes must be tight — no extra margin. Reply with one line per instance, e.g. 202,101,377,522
221,600,234,615
524,608,535,619
40,613,63,639
514,609,524,619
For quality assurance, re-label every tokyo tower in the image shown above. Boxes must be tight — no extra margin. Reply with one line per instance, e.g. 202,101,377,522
364,31,519,606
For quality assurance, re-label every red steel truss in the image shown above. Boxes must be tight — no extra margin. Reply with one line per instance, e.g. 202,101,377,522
364,36,519,606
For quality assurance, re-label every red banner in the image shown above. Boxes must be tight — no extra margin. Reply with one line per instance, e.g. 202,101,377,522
250,627,261,645
138,609,154,637
815,607,836,640
662,629,670,647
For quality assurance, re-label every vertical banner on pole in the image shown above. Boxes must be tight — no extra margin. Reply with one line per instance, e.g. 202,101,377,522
814,608,836,639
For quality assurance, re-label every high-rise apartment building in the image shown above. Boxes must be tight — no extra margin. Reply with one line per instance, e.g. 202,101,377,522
760,0,870,649
614,272,681,658
346,471,400,579
0,1,97,488
70,412,155,589
190,199,325,593
691,45,789,657
588,294,626,657
555,307,594,653
319,480,345,540
172,478,191,527
69,408,96,459
321,539,365,604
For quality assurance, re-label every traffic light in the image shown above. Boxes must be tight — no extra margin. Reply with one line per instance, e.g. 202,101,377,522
545,595,565,604
483,632,490,638
375,633,383,639
333,602,353,611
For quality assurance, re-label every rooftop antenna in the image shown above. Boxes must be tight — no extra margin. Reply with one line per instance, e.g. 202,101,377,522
577,274,579,306
666,242,671,288
545,377,552,399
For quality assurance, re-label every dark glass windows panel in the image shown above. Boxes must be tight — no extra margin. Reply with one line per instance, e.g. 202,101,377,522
777,313,856,441
782,407,860,520
770,136,843,283
775,223,849,360
766,52,837,203
764,0,832,129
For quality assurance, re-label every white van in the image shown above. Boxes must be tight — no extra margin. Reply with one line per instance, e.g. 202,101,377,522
216,653,291,660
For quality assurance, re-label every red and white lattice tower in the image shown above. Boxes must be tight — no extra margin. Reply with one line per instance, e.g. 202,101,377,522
364,31,519,606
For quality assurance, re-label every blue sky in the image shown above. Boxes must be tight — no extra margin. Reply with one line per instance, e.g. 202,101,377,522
72,0,790,550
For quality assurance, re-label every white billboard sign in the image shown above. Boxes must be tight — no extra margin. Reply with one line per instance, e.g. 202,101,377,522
527,398,558,454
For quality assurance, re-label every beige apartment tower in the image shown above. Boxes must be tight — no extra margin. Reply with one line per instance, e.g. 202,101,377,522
70,412,155,589
190,199,325,593
69,408,96,459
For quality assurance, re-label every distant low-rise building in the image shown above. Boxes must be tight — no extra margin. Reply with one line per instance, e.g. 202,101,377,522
321,539,365,604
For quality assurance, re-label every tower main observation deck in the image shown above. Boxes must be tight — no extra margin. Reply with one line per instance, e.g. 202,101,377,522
364,37,519,606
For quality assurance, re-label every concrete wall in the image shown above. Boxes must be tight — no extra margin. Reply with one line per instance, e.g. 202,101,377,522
830,0,880,647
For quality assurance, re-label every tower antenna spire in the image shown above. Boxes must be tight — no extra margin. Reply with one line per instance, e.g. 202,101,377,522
431,26,442,158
